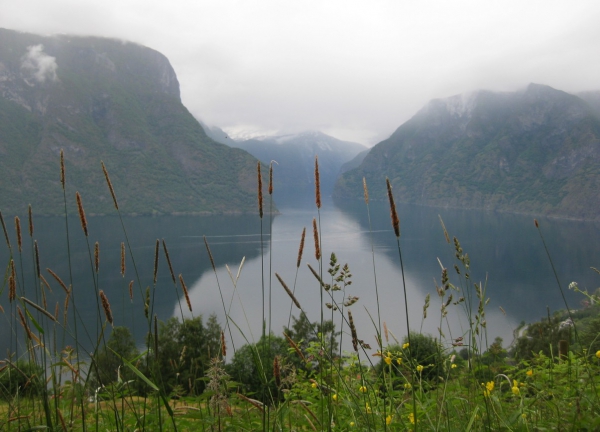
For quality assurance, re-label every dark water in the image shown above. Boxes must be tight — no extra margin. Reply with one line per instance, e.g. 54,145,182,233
2,199,599,357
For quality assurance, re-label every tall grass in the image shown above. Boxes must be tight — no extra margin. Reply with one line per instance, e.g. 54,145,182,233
0,150,599,431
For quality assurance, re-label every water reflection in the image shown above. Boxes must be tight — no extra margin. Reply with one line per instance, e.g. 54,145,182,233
2,201,598,357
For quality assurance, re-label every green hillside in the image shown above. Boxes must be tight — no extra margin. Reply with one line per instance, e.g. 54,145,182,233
335,84,600,220
0,29,265,216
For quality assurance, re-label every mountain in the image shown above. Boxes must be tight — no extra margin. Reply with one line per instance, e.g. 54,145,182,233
0,29,265,216
227,131,366,205
334,84,600,220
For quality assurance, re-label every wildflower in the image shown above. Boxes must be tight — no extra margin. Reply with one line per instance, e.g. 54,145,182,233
359,385,367,393
521,413,527,419
451,364,457,369
403,342,409,349
526,369,533,377
483,381,494,397
596,350,600,359
512,380,520,396
408,412,415,424
397,357,402,365
386,415,393,425
332,394,338,402
350,422,355,427
311,382,317,389
404,383,411,389
365,402,371,414
384,355,392,365
416,365,424,373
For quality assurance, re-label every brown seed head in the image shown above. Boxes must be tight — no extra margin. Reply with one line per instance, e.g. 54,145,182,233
28,204,33,237
276,272,301,309
21,297,57,323
0,211,10,250
179,274,192,312
47,268,69,294
101,161,119,210
363,177,369,204
15,216,22,253
99,290,113,325
204,236,216,271
257,161,263,218
386,178,400,237
162,239,176,284
312,218,320,261
34,240,41,278
60,149,65,190
296,227,306,268
268,162,273,195
221,330,226,357
284,332,306,362
63,289,71,324
314,156,321,209
121,242,126,277
94,241,99,273
534,219,539,228
129,280,134,301
75,192,88,237
18,306,33,340
153,239,159,284
9,259,16,302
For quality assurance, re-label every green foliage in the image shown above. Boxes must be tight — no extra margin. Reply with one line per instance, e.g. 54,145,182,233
512,314,572,360
147,314,222,397
225,334,289,404
0,360,44,399
90,326,139,388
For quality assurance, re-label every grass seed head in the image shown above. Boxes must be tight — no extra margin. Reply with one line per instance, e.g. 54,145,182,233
386,177,400,237
15,216,22,253
297,227,306,268
101,161,119,210
179,274,192,312
257,161,263,218
75,192,88,237
312,218,320,260
315,156,321,209
100,290,113,325
28,204,34,237
60,149,65,190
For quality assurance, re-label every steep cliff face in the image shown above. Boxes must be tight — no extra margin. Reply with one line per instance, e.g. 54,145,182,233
335,84,600,219
0,29,263,216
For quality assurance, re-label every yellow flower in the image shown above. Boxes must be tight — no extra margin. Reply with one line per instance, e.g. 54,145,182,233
451,364,457,369
404,383,412,389
408,412,415,424
482,381,494,397
384,356,392,365
403,342,410,349
512,385,520,396
416,365,424,373
526,369,533,377
350,422,355,427
386,415,393,425
396,357,402,365
332,394,338,401
521,413,527,419
311,382,317,389
596,350,600,359
365,403,372,414
359,385,367,393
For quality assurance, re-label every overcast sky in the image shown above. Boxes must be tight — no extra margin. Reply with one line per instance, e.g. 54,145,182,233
2,0,599,145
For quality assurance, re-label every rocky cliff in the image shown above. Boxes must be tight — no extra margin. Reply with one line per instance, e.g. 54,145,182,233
0,29,264,216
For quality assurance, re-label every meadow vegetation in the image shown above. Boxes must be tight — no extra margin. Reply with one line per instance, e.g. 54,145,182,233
1,152,600,431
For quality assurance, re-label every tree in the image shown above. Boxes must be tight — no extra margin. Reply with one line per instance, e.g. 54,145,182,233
0,360,44,399
90,326,139,388
225,334,289,404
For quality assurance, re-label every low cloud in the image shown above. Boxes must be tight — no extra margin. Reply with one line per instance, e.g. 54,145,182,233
21,44,58,83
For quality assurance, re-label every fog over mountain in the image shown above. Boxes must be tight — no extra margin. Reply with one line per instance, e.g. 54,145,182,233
335,84,600,220
226,131,366,205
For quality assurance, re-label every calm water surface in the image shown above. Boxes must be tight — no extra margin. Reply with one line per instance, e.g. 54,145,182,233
2,199,599,356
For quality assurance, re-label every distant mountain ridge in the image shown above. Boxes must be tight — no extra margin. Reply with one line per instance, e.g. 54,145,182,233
227,131,366,205
335,84,600,220
0,28,264,216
